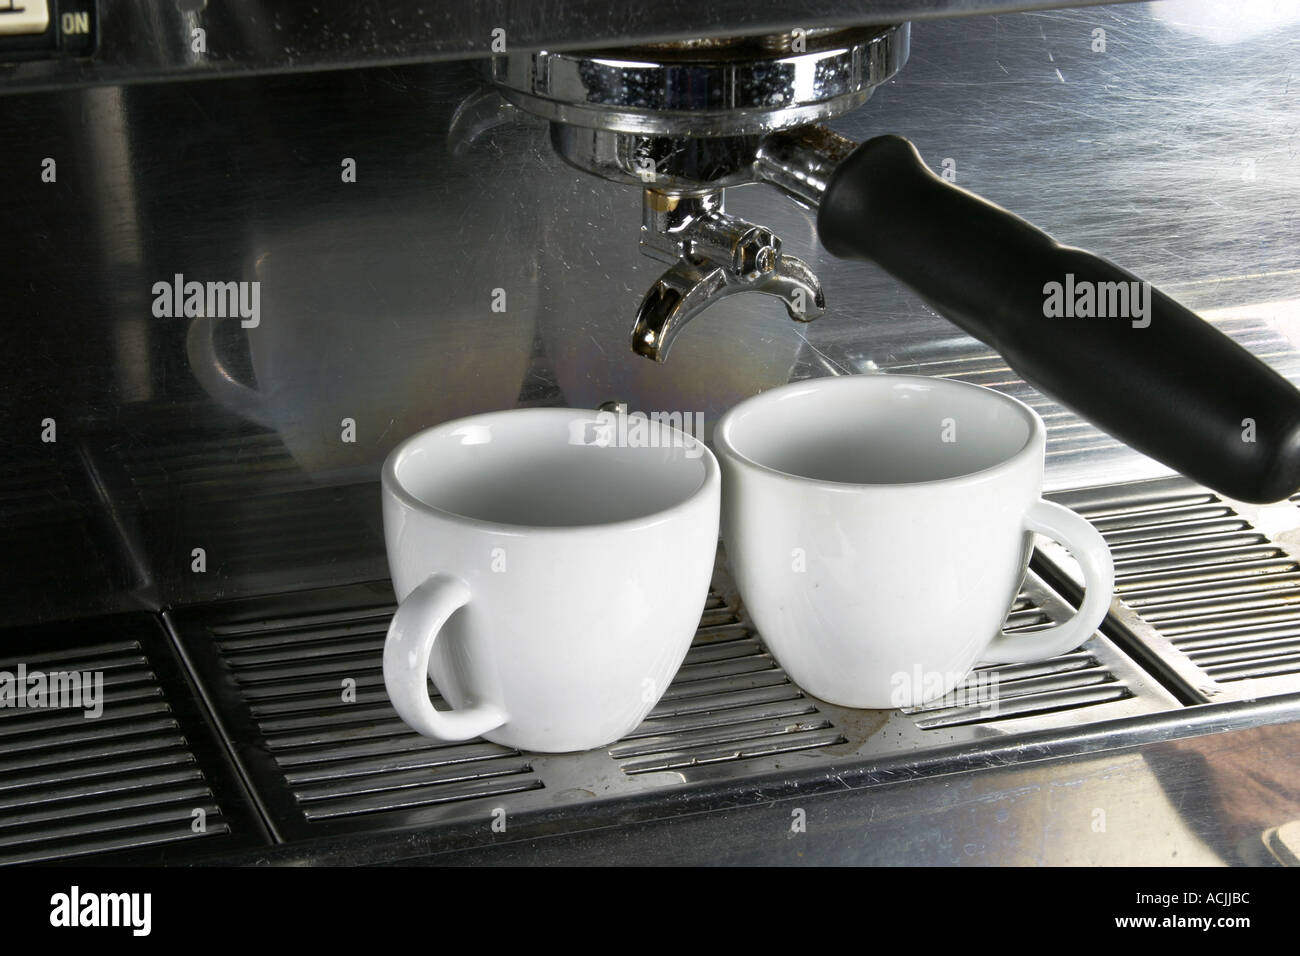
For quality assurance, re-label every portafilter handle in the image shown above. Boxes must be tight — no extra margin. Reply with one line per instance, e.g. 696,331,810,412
758,128,1300,505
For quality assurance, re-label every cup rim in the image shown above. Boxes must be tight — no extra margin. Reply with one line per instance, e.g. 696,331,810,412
382,407,719,535
714,373,1045,492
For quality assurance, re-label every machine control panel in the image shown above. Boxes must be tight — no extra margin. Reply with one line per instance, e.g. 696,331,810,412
0,0,94,59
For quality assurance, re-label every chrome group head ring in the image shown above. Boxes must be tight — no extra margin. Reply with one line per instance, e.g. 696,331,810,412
490,23,910,138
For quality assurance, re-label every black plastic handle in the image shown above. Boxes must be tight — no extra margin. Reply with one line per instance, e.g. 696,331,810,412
816,134,1300,504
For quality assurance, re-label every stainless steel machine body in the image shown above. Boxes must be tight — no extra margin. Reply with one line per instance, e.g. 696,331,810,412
1,0,1299,867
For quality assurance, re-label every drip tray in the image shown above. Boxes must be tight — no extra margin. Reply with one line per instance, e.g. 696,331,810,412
1039,476,1300,703
165,552,1182,849
0,615,267,865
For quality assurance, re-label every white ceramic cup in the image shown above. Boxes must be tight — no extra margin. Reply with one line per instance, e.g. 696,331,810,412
713,374,1114,709
381,408,720,752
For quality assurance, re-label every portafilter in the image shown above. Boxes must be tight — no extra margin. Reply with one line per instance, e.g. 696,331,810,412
470,24,1300,504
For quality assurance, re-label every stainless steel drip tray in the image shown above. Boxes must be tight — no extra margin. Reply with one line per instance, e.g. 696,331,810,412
1038,476,1300,704
0,614,268,866
158,547,1192,862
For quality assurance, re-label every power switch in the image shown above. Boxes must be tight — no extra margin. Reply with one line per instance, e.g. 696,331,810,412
0,1,49,36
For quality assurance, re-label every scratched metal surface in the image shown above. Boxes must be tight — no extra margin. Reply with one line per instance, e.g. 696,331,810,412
0,0,1139,94
539,0,1300,489
1,1,1299,623
431,718,1299,866
187,696,1300,866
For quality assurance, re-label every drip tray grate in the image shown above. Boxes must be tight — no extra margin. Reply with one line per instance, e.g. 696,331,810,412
169,583,542,841
0,615,264,865
168,552,1181,844
610,609,846,774
1039,476,1300,703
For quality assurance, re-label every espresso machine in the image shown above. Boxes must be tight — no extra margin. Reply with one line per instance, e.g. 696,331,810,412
2,0,1299,867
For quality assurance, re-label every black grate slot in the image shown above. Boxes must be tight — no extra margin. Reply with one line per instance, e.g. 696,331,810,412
903,592,1134,731
1049,479,1300,694
0,617,257,865
170,588,543,837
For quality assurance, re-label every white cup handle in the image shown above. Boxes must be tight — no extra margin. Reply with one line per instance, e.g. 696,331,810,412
979,499,1115,665
383,573,508,741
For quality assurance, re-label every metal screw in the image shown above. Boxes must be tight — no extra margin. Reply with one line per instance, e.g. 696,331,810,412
737,227,779,276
